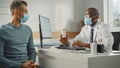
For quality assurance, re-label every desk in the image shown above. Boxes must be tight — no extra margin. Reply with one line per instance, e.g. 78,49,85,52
38,47,120,68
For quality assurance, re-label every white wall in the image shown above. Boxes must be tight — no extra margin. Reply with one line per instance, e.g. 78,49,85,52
55,0,74,31
0,0,11,25
25,0,55,32
0,0,56,32
0,0,105,32
85,0,104,21
26,0,105,32
72,0,85,31
54,0,85,32
26,0,86,32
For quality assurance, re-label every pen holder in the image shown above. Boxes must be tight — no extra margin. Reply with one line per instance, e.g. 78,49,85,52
90,43,97,54
97,44,104,53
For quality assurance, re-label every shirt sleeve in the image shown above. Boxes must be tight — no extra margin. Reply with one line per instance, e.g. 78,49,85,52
100,25,114,53
27,28,36,63
0,36,22,68
69,26,86,47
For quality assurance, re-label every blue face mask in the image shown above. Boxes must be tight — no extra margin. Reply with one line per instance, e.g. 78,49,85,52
21,14,29,23
84,17,92,26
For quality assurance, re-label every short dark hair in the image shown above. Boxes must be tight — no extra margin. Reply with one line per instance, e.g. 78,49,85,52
87,8,99,17
10,0,27,15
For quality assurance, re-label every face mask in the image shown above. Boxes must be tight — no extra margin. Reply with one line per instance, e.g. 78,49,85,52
21,14,29,23
84,17,92,26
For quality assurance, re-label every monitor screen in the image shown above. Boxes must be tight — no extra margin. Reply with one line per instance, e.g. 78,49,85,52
39,15,52,39
38,15,61,48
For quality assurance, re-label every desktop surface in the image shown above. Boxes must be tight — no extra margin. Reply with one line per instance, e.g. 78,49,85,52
38,48,120,68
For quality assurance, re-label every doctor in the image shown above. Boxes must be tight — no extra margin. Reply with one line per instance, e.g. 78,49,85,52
60,8,114,52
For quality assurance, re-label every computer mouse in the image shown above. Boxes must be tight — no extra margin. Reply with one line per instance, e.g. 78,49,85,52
56,44,67,49
59,44,65,47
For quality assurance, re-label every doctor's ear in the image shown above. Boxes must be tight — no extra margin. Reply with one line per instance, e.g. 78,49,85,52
95,16,99,19
92,15,98,19
92,16,99,23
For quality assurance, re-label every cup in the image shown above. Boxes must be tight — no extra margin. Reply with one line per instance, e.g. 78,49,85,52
90,43,97,54
97,44,104,53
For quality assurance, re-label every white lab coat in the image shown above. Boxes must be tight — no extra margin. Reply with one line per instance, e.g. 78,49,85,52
69,21,114,53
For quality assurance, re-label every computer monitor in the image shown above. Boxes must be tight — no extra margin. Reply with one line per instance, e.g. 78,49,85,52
38,15,52,48
39,15,52,38
38,15,61,48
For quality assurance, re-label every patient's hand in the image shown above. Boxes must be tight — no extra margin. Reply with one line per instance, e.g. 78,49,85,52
22,60,37,68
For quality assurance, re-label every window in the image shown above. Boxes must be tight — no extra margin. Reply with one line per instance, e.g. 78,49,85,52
109,0,120,32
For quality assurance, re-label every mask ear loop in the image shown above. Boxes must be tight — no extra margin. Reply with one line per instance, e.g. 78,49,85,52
91,15,98,22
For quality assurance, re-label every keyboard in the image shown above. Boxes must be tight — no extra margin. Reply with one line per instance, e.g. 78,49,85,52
34,39,61,47
57,45,86,50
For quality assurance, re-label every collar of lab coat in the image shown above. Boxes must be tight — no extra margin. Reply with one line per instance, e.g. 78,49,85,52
83,20,103,42
93,21,103,42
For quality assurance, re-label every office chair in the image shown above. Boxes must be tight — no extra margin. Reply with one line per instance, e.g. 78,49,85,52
112,32,120,50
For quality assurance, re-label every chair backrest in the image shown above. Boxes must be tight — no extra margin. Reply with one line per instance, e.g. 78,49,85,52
111,32,120,50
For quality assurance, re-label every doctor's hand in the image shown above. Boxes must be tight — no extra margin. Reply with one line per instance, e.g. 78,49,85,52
72,41,90,48
59,34,68,45
72,41,82,47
